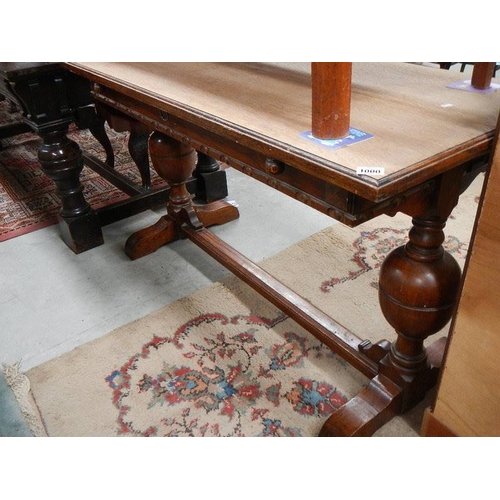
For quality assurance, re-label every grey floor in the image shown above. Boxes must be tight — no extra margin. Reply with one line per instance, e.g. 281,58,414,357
1,167,334,371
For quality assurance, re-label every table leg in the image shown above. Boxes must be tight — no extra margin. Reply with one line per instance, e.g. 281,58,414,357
471,62,496,90
193,152,229,203
76,104,115,168
125,132,239,260
94,104,153,189
377,214,461,403
38,125,103,253
128,128,151,189
311,62,352,140
320,203,462,435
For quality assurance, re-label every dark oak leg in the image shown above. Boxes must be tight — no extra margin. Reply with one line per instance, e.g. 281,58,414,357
88,109,115,168
128,128,151,189
319,169,464,436
193,152,229,203
320,212,461,436
125,132,239,260
95,103,152,189
38,126,103,253
377,216,461,408
74,104,115,168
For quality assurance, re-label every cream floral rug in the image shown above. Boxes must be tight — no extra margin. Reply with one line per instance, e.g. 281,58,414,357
25,175,483,437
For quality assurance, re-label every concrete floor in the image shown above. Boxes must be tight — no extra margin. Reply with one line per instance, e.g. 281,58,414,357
1,167,334,371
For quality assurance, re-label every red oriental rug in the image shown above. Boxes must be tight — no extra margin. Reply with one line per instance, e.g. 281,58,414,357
0,99,165,243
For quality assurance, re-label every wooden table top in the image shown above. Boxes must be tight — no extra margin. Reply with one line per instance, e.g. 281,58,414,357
65,62,500,201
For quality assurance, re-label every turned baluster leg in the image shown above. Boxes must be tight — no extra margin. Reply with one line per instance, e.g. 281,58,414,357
320,215,461,436
124,132,196,259
377,216,461,409
152,132,202,229
124,132,239,260
320,172,463,436
38,126,103,253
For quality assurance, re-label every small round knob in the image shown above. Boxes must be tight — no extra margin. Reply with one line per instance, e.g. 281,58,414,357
264,158,284,175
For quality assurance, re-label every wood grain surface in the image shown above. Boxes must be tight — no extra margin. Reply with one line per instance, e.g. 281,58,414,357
65,62,500,181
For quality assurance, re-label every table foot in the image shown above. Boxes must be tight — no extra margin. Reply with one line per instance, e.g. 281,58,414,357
125,200,239,260
319,375,402,436
320,339,447,437
125,215,177,260
58,211,104,254
195,200,239,227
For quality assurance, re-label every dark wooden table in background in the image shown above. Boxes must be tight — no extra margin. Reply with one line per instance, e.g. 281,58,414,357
0,62,231,253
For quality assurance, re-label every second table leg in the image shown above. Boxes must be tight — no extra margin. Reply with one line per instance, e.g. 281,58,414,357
125,132,239,260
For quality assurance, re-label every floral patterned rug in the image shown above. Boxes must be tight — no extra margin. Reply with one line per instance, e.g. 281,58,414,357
24,173,483,437
0,99,165,242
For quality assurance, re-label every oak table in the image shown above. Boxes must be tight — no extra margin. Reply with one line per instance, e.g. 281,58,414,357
64,62,500,436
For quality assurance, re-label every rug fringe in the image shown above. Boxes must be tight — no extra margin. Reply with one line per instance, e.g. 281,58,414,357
2,362,47,437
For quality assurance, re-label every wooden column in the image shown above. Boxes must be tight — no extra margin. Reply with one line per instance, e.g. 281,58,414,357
320,168,465,436
471,62,496,90
311,62,352,140
125,132,239,260
38,125,103,253
377,215,462,410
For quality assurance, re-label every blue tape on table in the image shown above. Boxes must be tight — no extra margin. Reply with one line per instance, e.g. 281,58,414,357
300,128,373,150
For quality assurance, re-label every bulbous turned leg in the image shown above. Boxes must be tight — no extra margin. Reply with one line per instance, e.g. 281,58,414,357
378,216,461,410
320,215,461,436
38,126,103,253
125,132,239,260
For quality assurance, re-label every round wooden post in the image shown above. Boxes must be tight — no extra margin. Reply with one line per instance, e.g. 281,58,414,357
311,62,352,140
378,216,462,410
471,62,495,90
125,132,239,260
38,126,103,253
